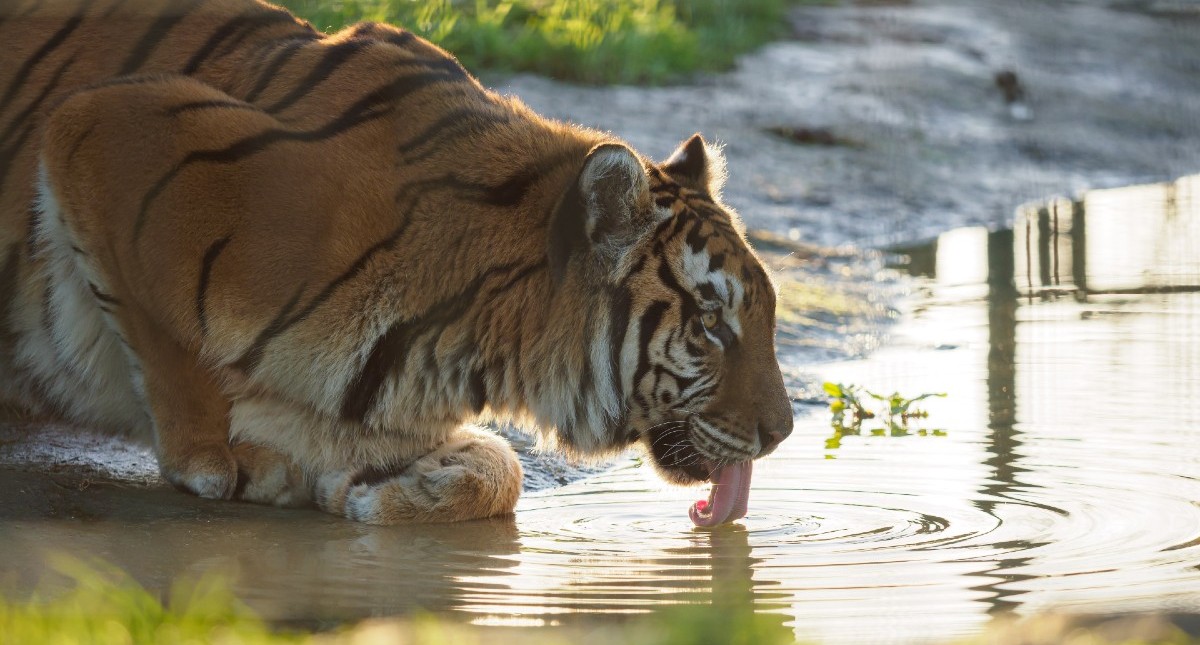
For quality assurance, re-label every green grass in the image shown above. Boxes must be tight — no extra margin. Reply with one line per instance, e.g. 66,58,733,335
0,556,300,644
276,0,823,84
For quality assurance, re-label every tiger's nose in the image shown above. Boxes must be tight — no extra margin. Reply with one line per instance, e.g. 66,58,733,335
756,417,793,457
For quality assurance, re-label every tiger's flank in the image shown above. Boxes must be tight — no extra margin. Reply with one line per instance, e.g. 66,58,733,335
0,0,792,524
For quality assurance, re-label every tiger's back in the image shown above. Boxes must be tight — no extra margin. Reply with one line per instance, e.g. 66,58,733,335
0,0,598,435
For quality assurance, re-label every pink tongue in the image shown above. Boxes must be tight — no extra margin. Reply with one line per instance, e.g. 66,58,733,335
689,461,753,527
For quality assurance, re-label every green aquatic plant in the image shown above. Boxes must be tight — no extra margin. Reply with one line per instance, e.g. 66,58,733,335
823,382,946,452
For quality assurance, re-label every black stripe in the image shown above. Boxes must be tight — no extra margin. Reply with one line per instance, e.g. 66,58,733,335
403,148,579,212
708,252,725,272
631,300,669,411
0,14,82,113
478,172,534,207
607,284,631,402
667,208,693,237
348,462,410,488
482,149,579,207
261,39,370,113
229,209,418,374
181,11,258,75
349,22,416,50
395,106,510,161
41,283,53,330
668,368,701,395
381,30,415,48
77,73,173,93
24,204,40,258
206,10,301,67
468,367,487,414
230,284,306,374
657,259,700,320
0,244,20,342
135,68,460,239
0,48,75,149
243,37,309,103
0,124,35,192
0,50,76,186
118,0,198,75
678,374,716,407
88,282,119,305
165,99,258,116
232,466,250,499
695,420,748,456
340,261,541,423
685,218,712,253
196,235,231,335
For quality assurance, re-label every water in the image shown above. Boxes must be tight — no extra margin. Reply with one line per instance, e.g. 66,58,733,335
3,196,1200,644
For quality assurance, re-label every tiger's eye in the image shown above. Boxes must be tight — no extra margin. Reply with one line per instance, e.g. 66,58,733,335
701,311,719,329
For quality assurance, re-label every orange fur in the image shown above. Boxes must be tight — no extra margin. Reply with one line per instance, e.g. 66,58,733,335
0,0,791,523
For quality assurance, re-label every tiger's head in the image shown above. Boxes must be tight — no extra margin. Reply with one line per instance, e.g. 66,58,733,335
548,133,793,487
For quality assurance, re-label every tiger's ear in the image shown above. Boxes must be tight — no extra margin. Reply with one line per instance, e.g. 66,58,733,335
662,133,726,197
549,143,653,282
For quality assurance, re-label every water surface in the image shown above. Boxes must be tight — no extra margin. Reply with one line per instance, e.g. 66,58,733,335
4,269,1199,644
5,193,1200,644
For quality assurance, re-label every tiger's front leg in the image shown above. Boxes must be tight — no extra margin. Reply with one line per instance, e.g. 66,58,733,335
314,426,523,524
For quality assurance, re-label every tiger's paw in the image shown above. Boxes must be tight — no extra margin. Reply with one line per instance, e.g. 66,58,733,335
230,442,310,507
314,428,523,524
159,443,238,500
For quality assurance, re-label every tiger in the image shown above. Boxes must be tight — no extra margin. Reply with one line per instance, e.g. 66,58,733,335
0,0,793,524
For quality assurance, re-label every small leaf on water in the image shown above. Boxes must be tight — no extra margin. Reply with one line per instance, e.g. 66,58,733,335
823,382,843,397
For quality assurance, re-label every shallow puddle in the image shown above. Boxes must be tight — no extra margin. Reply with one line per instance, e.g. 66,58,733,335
3,207,1200,644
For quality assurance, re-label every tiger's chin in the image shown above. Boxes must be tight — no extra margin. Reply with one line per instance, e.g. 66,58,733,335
643,420,723,485
642,420,758,527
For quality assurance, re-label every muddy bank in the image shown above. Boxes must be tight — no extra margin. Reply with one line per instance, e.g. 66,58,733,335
497,0,1200,247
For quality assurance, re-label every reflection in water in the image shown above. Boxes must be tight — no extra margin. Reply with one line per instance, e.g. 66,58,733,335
3,179,1200,644
1016,174,1200,296
974,228,1038,616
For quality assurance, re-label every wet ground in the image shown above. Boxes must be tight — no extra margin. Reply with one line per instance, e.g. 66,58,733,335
3,2,1200,643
